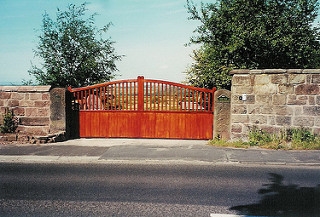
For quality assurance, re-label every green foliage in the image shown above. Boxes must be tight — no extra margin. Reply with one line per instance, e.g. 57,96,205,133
248,127,273,146
29,3,122,88
186,0,320,89
210,127,320,150
0,109,18,134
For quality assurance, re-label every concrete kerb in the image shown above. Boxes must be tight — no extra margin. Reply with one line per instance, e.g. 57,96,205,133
55,138,209,147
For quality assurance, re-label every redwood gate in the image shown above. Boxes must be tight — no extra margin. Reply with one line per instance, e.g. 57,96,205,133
68,76,216,139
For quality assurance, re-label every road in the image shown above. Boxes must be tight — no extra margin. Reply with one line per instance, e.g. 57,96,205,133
1,163,320,217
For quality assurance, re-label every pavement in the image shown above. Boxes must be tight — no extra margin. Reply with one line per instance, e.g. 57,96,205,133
1,138,320,166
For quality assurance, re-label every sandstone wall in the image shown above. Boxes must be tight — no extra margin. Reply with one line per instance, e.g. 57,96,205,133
230,69,320,140
0,86,67,142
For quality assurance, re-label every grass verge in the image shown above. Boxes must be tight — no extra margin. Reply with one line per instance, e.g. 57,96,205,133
210,127,320,150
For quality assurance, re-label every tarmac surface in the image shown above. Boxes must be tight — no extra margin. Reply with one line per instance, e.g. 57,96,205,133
1,138,320,166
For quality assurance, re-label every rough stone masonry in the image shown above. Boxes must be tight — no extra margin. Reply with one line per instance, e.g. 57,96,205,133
230,69,320,140
0,86,67,143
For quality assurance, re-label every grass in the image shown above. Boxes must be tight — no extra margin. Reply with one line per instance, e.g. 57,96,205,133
210,127,320,150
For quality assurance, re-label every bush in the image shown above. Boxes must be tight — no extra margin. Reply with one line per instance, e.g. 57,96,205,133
0,109,18,133
248,127,273,146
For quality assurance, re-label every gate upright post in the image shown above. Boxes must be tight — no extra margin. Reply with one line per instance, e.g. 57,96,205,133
137,76,145,111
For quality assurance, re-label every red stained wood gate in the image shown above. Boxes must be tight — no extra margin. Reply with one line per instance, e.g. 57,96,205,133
68,76,216,139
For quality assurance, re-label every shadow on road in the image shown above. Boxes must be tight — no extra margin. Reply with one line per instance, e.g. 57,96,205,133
230,173,320,216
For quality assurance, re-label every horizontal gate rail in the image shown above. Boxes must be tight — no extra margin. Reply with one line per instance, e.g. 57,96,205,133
68,76,216,112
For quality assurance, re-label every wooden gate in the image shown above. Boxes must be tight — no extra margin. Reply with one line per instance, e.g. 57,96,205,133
68,76,216,139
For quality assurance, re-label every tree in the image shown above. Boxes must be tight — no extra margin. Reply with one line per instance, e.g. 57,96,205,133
186,0,320,89
29,3,122,88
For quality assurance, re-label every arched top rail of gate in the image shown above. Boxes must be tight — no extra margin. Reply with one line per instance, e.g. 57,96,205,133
68,76,216,112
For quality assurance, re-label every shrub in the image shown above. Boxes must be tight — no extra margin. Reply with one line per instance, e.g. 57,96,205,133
248,127,273,146
0,109,18,133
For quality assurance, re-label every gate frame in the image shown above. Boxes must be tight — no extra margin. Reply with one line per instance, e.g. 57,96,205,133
68,76,216,139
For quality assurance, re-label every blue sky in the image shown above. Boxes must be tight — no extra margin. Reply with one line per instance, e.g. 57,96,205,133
0,0,211,85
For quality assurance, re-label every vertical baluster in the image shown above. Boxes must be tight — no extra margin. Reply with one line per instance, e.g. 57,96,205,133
199,91,202,111
156,83,159,110
108,84,115,110
206,93,211,111
118,83,121,110
195,91,198,111
121,82,124,110
103,86,106,110
184,88,187,111
149,82,152,110
127,82,129,110
133,81,136,110
145,82,149,110
130,82,133,110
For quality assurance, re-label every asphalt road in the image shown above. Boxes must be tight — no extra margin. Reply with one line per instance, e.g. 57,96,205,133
1,163,320,217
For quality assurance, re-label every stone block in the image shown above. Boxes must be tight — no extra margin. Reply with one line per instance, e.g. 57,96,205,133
29,93,43,100
295,84,319,95
272,94,286,105
278,84,294,94
13,107,25,116
274,106,293,115
261,106,273,114
7,99,19,107
20,117,50,126
247,105,261,114
303,69,320,74
250,115,267,125
287,95,307,105
231,124,243,133
262,69,286,74
25,108,50,117
35,100,51,107
231,105,247,114
309,96,315,105
288,74,306,84
232,75,252,86
42,93,50,100
19,100,35,107
231,86,253,94
11,92,26,100
311,75,320,83
231,114,249,123
253,83,277,94
276,116,292,126
267,116,275,125
256,95,272,105
317,96,320,105
0,92,11,99
271,74,288,84
21,126,50,136
287,69,303,74
293,117,314,127
254,74,270,85
303,106,320,116
259,125,279,134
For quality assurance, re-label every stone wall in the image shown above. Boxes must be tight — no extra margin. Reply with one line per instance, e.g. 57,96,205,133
230,69,320,140
0,86,67,143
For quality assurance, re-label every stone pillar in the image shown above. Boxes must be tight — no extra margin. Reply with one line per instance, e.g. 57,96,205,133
50,88,66,134
214,89,231,140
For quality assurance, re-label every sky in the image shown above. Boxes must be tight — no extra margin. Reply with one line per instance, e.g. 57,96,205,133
0,0,212,85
